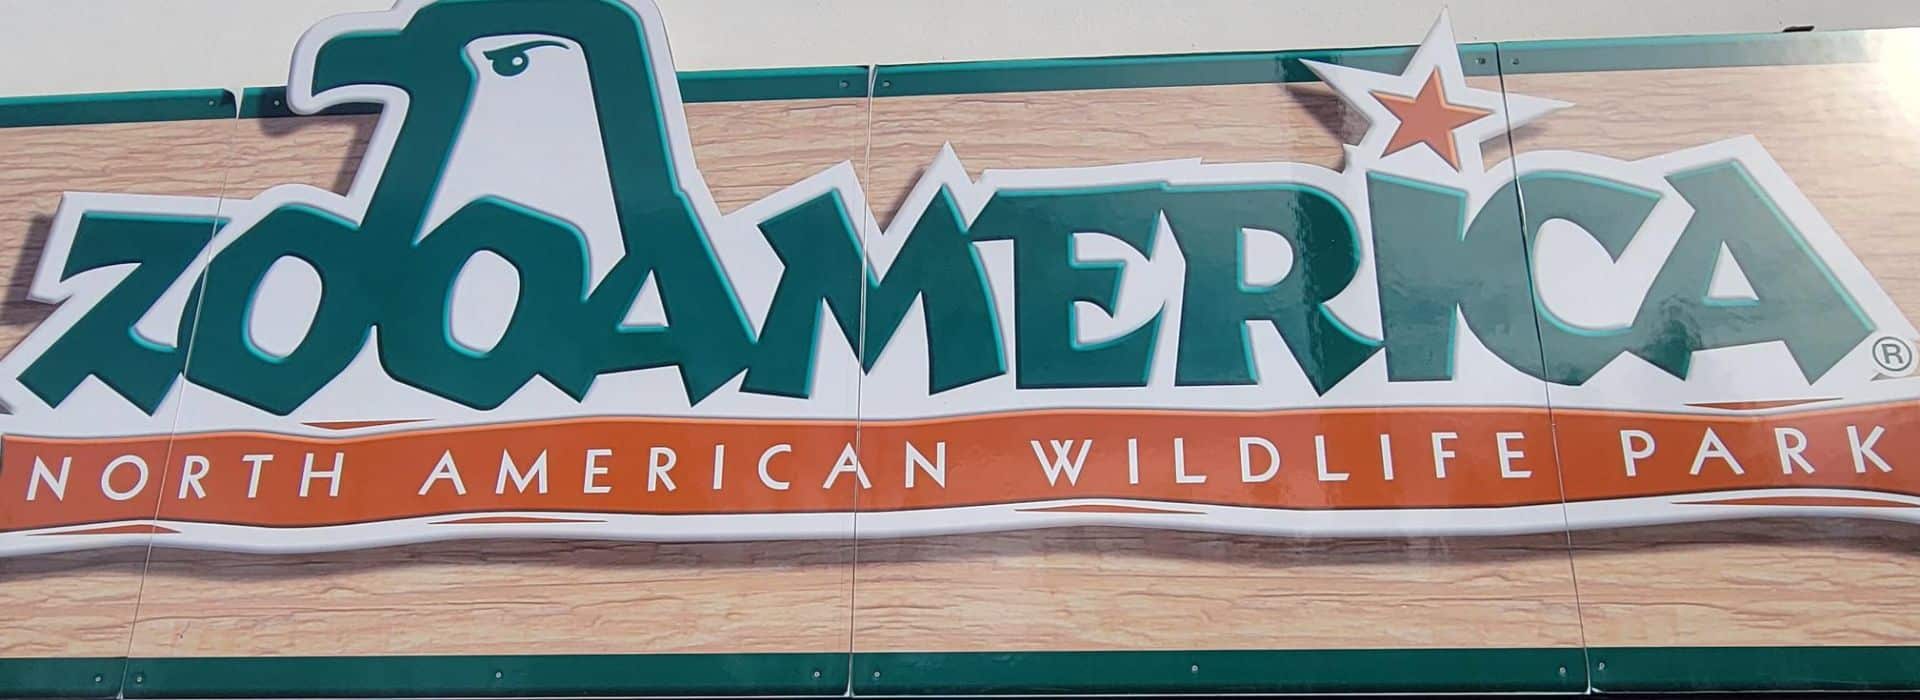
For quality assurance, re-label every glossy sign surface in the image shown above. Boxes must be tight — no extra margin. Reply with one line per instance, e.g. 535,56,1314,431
0,0,1916,695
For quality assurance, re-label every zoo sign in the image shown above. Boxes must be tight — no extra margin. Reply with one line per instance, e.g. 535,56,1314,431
2,0,1917,555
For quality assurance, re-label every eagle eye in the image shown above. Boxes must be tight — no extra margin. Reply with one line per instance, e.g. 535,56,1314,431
482,40,568,77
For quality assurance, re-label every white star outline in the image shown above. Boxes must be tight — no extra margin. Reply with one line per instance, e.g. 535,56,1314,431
1303,12,1569,179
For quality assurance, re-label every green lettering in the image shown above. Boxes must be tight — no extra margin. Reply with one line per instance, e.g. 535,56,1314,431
1635,160,1871,380
1368,173,1542,380
1167,185,1376,393
972,187,1163,389
20,213,219,413
745,188,1005,397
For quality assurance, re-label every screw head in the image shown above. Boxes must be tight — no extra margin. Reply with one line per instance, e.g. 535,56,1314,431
1189,664,1200,674
872,671,882,679
92,674,104,683
133,673,145,684
493,670,503,679
811,670,822,679
1557,666,1568,677
1597,661,1607,671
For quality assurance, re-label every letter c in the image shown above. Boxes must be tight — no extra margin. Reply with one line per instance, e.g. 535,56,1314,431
758,444,792,491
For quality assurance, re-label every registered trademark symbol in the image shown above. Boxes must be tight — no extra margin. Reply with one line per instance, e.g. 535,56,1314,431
1871,336,1914,374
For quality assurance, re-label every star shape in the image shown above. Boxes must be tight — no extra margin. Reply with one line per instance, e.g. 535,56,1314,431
1372,69,1492,170
1302,12,1568,175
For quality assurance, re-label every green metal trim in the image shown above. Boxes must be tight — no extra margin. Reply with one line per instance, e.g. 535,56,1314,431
1499,27,1897,74
680,65,870,103
874,44,1501,97
0,657,124,698
851,648,1586,694
237,66,870,119
122,653,848,698
22,646,1920,696
870,27,1907,97
13,28,1911,125
238,87,380,119
0,90,235,128
1590,646,1920,692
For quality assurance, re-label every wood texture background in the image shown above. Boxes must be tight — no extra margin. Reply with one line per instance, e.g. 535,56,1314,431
2,59,1917,661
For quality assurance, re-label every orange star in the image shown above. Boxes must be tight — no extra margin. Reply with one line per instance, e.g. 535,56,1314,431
1370,69,1492,170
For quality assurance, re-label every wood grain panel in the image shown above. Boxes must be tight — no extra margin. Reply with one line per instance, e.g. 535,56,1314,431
0,548,151,656
0,120,232,357
854,528,1583,651
864,82,1366,221
1493,63,1920,322
0,119,232,658
1496,61,1920,647
1572,519,1920,646
129,540,851,656
685,98,871,212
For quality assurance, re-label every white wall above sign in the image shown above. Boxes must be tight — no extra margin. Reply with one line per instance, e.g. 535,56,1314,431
3,0,1920,97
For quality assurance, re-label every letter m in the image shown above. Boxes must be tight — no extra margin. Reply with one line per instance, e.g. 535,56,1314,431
743,187,1003,397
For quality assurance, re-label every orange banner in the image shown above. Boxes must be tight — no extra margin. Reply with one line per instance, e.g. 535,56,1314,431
3,402,1916,533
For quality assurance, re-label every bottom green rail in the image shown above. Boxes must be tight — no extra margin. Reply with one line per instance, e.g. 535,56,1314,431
6,646,1920,697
